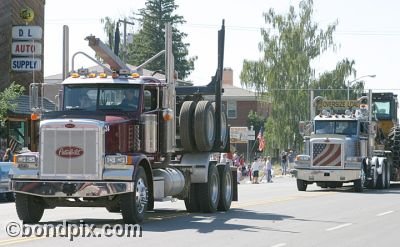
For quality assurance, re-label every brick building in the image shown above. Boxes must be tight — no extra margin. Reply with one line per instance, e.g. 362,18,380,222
220,68,270,160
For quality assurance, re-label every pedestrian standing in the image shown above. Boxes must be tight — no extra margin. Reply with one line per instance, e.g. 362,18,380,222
260,157,267,182
266,156,273,182
288,150,295,173
281,151,287,175
251,157,261,184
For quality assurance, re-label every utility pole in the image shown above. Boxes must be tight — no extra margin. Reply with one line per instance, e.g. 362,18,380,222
116,18,134,62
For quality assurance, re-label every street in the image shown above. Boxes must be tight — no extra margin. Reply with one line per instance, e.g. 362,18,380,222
0,176,399,247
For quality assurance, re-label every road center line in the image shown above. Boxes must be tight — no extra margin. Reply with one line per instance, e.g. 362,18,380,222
376,210,394,217
271,243,287,247
326,223,352,231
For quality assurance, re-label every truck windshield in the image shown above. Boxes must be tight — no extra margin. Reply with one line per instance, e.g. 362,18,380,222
315,120,357,136
63,85,140,111
374,101,392,120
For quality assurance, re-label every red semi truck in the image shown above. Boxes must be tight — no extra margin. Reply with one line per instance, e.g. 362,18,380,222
10,21,237,224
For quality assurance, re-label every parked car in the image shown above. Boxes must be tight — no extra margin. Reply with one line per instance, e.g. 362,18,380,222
0,162,14,202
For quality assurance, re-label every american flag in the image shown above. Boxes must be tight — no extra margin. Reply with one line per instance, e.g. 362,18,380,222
257,127,265,151
312,143,341,166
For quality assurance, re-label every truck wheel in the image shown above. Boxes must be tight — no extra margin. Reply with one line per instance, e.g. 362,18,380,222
120,167,148,224
184,184,200,213
367,160,378,189
194,101,215,151
211,102,228,150
220,111,228,149
217,164,233,211
296,179,307,191
385,161,391,189
179,101,197,152
15,193,44,223
377,161,386,189
199,164,220,212
354,169,365,192
6,192,15,202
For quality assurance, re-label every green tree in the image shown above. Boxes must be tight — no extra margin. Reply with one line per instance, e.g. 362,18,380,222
101,17,117,51
0,82,25,123
247,110,265,134
123,0,197,79
240,0,358,152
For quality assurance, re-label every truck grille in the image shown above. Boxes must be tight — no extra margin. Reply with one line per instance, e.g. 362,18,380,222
312,143,342,167
40,121,103,180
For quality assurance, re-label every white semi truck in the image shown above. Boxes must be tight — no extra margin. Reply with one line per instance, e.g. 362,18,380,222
293,93,393,192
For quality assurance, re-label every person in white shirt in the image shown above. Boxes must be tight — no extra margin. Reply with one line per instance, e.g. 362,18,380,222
251,157,261,184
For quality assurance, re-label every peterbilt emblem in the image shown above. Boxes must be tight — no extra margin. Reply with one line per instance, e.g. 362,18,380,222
65,123,75,128
56,146,84,158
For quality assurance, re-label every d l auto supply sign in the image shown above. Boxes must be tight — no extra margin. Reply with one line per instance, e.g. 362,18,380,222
11,25,42,72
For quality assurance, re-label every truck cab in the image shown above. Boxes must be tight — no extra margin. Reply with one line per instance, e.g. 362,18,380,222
293,99,371,192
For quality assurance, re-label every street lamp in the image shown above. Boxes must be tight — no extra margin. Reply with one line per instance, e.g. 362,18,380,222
347,74,376,100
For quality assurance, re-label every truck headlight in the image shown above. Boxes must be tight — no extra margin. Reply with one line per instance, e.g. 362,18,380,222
295,155,311,161
16,155,37,163
105,155,128,165
15,155,38,169
346,157,362,162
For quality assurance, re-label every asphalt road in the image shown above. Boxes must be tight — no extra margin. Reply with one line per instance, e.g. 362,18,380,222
0,176,399,247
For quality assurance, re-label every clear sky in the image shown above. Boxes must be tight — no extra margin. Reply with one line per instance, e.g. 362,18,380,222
44,0,400,93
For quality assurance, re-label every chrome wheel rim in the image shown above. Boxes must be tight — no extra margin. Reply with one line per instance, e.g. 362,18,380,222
206,110,215,143
211,173,219,205
224,171,232,202
135,178,147,214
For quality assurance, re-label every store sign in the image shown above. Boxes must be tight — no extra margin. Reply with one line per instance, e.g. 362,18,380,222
11,41,42,56
230,127,249,144
11,58,41,71
12,26,42,40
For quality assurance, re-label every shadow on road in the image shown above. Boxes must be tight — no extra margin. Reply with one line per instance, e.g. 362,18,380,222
143,208,298,234
37,208,298,234
306,182,400,194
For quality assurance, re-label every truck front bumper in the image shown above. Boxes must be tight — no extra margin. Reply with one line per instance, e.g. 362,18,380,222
11,180,134,198
0,180,10,193
293,168,361,182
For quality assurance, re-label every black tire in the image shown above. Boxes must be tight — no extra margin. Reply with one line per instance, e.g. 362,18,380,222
367,159,378,189
377,161,386,189
120,167,148,224
217,164,233,211
387,126,400,168
385,161,391,189
211,102,228,149
184,183,200,213
6,192,15,202
194,101,216,151
296,179,307,191
354,169,365,192
198,164,220,213
354,180,363,192
220,111,228,149
15,193,44,224
179,101,197,152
